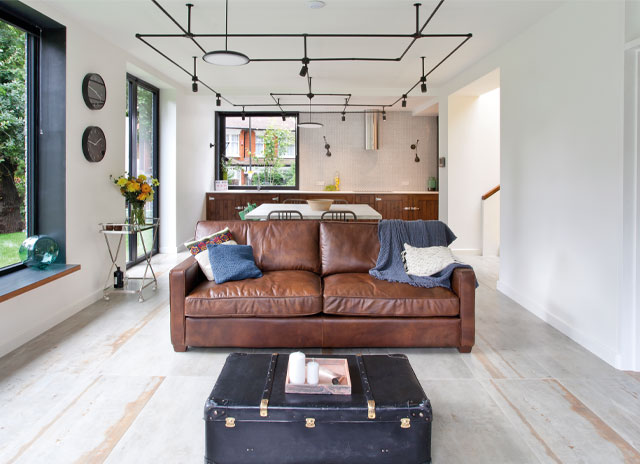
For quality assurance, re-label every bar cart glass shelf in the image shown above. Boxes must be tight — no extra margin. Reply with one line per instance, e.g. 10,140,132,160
99,219,159,302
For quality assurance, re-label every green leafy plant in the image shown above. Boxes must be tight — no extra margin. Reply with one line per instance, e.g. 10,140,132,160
0,22,27,234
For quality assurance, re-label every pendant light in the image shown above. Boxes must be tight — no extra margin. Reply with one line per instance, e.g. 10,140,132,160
203,0,250,66
298,89,323,129
420,56,428,93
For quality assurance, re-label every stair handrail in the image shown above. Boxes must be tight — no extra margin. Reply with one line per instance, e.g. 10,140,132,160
481,185,500,201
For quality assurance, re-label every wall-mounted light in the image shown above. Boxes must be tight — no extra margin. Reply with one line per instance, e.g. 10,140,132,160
411,139,420,162
216,93,222,106
323,136,331,157
402,95,407,108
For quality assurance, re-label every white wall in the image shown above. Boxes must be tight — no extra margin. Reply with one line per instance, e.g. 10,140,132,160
0,2,184,358
439,2,627,368
298,112,438,191
175,96,216,245
448,89,500,255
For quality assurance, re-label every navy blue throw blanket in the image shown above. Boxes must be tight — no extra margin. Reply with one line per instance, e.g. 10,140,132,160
369,219,473,289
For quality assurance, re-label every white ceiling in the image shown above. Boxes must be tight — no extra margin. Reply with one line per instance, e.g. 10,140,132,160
31,0,563,112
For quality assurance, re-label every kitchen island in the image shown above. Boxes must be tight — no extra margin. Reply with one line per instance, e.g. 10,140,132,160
205,190,438,221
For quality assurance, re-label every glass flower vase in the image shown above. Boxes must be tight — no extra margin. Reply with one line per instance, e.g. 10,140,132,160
130,204,146,226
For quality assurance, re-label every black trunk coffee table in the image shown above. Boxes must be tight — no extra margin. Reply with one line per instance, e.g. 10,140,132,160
204,353,432,464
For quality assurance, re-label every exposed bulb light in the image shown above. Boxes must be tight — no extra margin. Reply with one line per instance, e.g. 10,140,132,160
382,111,386,121
308,0,326,9
402,95,407,108
419,56,427,93
202,0,249,66
216,93,222,107
282,114,286,121
341,113,345,122
192,80,198,92
241,107,245,120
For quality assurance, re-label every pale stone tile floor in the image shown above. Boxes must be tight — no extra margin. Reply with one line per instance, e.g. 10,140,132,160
1,253,639,463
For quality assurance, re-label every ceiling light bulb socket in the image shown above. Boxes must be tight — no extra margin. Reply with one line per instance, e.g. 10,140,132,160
402,100,407,108
216,94,222,107
382,113,387,121
192,82,198,92
421,83,427,93
299,65,308,77
341,114,345,121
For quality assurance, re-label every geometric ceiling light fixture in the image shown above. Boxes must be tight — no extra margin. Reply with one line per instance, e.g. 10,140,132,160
202,0,250,66
137,0,473,112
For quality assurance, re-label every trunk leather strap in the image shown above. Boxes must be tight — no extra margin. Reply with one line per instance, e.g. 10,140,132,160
260,353,278,417
356,355,376,419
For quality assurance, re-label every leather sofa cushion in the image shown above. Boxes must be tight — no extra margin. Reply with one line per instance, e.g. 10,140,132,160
195,220,250,245
320,222,380,276
323,273,459,317
185,270,322,317
248,221,320,274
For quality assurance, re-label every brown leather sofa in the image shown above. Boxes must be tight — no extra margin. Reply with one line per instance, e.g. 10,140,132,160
170,220,476,353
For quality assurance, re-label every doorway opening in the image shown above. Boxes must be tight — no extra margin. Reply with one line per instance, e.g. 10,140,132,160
447,69,501,259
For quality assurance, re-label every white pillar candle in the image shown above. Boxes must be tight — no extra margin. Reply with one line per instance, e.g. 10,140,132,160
306,361,319,385
289,351,306,385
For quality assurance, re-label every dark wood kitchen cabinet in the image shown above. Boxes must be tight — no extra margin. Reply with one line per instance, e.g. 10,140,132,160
205,192,438,220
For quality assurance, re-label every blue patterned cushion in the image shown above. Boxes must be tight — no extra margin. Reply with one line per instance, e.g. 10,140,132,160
207,244,262,284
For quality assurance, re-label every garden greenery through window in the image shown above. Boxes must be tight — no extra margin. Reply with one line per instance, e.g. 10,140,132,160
216,113,299,189
0,20,32,271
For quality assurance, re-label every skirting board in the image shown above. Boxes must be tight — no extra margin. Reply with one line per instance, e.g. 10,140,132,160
496,279,620,369
0,287,104,359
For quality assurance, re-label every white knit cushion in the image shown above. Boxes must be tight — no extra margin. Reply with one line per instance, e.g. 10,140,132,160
194,240,237,281
401,244,460,277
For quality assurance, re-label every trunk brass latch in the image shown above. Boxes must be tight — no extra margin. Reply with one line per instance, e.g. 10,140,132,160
305,418,316,428
225,417,236,428
400,418,411,429
367,400,376,419
260,399,268,417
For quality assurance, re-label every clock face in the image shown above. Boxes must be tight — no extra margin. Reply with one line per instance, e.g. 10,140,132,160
82,126,106,162
82,73,106,110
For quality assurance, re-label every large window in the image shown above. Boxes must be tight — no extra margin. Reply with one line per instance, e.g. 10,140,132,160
215,113,299,189
126,74,159,265
0,19,34,272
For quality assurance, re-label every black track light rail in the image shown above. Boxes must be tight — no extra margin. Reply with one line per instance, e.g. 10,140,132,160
135,0,473,112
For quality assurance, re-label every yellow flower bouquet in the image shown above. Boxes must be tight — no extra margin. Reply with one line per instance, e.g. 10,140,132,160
111,173,159,225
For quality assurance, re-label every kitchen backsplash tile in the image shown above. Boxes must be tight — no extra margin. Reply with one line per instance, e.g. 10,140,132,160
298,112,437,191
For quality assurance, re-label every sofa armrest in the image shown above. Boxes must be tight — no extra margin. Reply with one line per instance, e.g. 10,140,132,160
451,267,476,352
169,256,203,351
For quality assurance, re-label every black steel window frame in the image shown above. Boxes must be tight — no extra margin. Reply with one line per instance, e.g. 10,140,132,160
215,111,300,191
126,73,160,267
0,3,66,277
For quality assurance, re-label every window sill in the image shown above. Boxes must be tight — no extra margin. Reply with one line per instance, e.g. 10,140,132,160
0,264,81,303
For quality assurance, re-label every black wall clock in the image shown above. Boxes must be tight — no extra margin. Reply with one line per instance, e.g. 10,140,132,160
82,126,106,162
82,73,106,110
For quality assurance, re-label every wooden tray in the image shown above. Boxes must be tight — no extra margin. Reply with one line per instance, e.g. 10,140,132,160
285,357,351,395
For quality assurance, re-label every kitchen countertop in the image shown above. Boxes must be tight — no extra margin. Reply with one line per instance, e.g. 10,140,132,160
207,190,439,194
